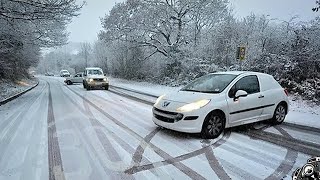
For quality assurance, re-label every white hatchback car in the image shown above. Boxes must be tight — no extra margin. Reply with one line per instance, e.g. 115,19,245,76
153,71,289,139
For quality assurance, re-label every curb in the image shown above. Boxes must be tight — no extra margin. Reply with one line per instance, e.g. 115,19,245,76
0,79,39,106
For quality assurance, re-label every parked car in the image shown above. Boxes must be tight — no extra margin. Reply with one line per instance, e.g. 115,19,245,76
64,73,83,85
152,71,289,139
83,67,109,90
60,70,70,77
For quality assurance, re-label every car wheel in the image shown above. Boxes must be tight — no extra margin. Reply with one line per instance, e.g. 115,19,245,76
105,85,109,90
67,80,72,85
87,86,91,91
201,111,225,139
271,103,287,124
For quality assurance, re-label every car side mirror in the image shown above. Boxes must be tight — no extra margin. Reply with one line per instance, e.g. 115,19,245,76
234,90,248,100
104,73,107,76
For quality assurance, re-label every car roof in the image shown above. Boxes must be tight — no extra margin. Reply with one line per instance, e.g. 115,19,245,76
85,67,102,70
213,71,245,75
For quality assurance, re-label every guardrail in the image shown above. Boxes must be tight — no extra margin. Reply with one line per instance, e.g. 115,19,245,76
110,85,159,98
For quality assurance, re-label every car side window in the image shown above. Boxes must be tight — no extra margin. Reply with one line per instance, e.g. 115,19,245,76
228,75,260,98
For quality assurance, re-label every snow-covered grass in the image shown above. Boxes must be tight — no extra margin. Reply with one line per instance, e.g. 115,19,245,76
109,77,320,128
0,78,38,101
288,96,320,115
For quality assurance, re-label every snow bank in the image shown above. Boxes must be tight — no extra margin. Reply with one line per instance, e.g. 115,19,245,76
0,78,38,101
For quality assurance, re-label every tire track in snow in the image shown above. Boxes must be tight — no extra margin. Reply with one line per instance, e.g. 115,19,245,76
59,85,167,177
47,82,65,180
265,126,298,180
82,97,136,179
65,83,206,179
126,131,231,176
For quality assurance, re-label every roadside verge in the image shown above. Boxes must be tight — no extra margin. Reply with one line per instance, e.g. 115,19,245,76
0,79,39,106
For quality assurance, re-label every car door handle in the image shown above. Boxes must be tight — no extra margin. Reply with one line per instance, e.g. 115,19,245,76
258,95,264,98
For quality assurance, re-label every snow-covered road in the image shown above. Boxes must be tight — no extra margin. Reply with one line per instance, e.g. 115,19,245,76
0,76,319,180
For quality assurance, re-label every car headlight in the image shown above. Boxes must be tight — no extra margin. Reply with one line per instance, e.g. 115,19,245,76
176,99,210,112
103,78,107,82
89,78,93,82
155,94,165,105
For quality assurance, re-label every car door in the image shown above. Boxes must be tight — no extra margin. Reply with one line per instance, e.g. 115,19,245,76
227,75,264,125
75,73,83,83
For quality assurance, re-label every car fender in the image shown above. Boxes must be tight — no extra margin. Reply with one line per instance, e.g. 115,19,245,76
201,95,230,127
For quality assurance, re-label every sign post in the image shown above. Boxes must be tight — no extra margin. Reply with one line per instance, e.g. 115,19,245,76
236,46,246,70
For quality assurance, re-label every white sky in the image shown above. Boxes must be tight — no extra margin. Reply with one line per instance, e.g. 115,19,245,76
67,0,319,43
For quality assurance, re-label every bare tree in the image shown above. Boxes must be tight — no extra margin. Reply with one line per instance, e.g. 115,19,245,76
80,42,92,67
0,0,84,79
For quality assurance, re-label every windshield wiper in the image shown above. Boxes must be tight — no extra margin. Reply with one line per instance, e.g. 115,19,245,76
200,91,220,94
181,89,202,92
181,89,220,93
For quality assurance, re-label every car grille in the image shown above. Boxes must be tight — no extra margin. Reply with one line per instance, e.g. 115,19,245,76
154,107,178,115
94,78,104,82
153,107,183,123
154,114,175,123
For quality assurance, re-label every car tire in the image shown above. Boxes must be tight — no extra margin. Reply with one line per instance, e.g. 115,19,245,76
87,86,91,91
201,111,225,139
105,85,109,90
271,103,287,124
67,80,72,85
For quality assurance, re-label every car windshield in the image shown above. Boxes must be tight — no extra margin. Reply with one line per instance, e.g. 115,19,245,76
88,69,103,75
181,74,237,93
62,70,68,73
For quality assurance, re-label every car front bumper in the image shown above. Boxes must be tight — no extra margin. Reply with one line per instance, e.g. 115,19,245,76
152,107,205,133
87,81,108,87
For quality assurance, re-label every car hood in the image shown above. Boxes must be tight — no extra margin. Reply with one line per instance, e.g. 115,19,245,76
162,90,220,104
87,75,105,79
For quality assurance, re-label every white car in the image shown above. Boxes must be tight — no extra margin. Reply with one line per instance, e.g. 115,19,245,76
64,73,83,85
153,71,289,139
60,70,70,77
83,67,109,90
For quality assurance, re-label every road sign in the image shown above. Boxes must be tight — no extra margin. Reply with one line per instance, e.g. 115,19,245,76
236,46,246,61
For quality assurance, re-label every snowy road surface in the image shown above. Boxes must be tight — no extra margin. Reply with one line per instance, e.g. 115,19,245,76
0,76,319,180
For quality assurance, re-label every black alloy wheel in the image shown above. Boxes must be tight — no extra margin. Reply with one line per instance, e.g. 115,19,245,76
201,112,225,139
271,103,287,124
